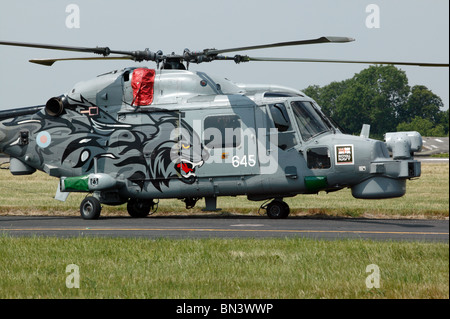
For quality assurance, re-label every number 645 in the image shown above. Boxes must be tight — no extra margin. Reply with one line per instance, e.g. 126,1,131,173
232,155,256,167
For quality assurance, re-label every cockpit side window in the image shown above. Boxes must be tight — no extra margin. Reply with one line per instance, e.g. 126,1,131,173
267,103,297,150
307,147,331,169
269,103,291,132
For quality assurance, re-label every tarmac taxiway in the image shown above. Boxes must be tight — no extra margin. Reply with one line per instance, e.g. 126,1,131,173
0,215,448,242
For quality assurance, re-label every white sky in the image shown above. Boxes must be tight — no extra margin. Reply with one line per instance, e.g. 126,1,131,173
0,0,448,111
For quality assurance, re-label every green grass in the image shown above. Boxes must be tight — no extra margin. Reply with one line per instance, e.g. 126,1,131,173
0,236,448,299
0,163,448,218
430,153,449,158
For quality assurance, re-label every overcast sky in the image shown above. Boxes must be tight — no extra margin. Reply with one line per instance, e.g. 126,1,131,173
0,0,448,112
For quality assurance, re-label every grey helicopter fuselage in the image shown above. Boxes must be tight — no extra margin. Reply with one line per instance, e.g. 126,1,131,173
0,66,422,218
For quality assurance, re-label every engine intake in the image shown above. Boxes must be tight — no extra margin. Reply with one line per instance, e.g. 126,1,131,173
45,96,67,117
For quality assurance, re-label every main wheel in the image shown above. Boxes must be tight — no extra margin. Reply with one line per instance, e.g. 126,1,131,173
80,196,102,220
127,199,153,218
266,200,290,219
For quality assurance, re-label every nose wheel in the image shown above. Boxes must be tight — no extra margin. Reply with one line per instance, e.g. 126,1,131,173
264,199,290,219
80,196,102,220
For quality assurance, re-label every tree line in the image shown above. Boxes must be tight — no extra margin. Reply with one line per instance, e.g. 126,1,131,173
303,65,448,138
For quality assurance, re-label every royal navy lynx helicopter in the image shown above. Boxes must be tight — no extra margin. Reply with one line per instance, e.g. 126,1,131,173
0,37,448,219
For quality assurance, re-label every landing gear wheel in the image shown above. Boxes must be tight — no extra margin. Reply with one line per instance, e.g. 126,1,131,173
266,200,290,219
127,199,154,218
80,196,102,220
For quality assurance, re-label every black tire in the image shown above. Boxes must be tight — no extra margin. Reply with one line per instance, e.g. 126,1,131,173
280,201,290,218
80,196,102,220
266,200,290,219
127,199,152,218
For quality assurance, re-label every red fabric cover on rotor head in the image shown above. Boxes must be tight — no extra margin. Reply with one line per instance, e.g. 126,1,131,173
131,68,155,106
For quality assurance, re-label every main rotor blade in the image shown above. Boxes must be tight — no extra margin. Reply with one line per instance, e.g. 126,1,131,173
29,56,134,66
243,56,449,67
205,36,354,56
0,40,114,56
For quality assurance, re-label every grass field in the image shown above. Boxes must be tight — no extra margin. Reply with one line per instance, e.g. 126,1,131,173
0,236,448,299
0,162,448,219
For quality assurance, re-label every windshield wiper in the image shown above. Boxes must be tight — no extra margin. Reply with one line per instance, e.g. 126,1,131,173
309,130,329,140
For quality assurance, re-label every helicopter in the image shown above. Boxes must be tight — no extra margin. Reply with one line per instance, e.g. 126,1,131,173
0,36,448,219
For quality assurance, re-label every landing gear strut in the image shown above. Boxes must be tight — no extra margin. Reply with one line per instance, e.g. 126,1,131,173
265,199,290,219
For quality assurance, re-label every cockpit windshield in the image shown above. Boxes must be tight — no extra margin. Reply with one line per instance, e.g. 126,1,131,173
291,101,332,141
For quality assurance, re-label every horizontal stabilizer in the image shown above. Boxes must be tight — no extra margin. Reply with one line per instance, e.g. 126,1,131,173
55,183,70,202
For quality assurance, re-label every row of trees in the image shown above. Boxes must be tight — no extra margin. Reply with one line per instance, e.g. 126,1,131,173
303,65,448,138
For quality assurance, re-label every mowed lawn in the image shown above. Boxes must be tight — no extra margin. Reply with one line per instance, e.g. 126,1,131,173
0,236,448,299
